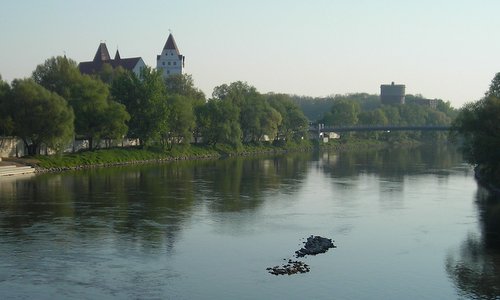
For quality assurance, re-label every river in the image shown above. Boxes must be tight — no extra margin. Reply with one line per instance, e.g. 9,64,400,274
1,146,499,299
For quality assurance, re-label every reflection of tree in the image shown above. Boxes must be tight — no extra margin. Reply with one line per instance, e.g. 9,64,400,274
203,153,310,213
319,144,463,180
446,190,500,299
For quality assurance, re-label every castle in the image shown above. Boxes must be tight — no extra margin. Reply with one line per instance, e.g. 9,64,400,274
78,33,184,79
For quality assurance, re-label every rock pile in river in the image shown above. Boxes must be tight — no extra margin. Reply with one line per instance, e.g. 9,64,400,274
267,235,336,276
295,235,336,258
267,260,310,275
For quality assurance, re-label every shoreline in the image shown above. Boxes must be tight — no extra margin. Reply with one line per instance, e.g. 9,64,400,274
2,139,445,174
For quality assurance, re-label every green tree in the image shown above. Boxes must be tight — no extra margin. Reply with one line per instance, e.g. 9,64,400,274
111,67,169,146
487,72,500,98
196,99,242,148
453,95,500,186
68,74,129,149
267,94,308,142
33,56,129,150
0,75,13,135
165,74,205,104
164,94,196,148
322,100,360,126
32,56,81,99
5,79,74,155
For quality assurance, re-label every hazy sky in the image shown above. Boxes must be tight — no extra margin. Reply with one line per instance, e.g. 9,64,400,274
1,0,499,108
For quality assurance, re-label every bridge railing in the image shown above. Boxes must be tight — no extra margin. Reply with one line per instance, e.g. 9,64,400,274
310,124,452,132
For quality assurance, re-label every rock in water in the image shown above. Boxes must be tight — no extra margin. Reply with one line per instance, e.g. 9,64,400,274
295,235,336,258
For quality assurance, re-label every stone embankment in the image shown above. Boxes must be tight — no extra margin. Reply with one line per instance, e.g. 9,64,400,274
0,165,35,177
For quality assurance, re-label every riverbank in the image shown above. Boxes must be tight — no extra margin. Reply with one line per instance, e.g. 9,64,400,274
3,138,436,173
5,141,314,173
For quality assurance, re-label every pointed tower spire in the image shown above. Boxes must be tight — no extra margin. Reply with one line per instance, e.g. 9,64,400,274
114,49,121,60
163,33,180,54
93,43,111,62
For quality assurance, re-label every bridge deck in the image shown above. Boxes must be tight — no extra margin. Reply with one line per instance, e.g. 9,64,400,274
312,125,452,132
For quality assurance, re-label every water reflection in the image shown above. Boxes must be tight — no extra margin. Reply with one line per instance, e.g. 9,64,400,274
0,153,312,253
446,188,500,299
318,144,463,180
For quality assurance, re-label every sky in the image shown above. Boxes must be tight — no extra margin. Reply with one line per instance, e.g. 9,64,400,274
1,0,499,108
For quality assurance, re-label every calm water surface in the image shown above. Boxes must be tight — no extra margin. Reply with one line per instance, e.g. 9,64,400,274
1,146,499,299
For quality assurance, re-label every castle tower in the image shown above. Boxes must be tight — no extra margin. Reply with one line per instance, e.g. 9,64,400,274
156,33,185,79
380,82,405,105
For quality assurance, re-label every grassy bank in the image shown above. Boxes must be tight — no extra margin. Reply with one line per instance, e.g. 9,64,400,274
8,138,436,172
26,140,313,171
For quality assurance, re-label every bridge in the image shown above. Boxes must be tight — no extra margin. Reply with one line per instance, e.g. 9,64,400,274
311,124,452,133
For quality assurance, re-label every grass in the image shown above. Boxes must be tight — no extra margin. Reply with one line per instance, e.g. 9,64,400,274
30,140,313,170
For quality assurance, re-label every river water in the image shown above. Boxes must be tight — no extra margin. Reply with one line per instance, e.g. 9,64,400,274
1,146,499,299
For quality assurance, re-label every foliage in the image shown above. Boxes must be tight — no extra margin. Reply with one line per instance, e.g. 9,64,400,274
33,56,129,150
487,72,500,99
32,56,81,99
165,74,206,104
321,99,360,126
267,93,308,141
0,75,14,135
164,94,196,148
68,74,129,149
453,96,500,184
111,67,169,146
5,79,74,155
197,99,242,148
453,73,500,187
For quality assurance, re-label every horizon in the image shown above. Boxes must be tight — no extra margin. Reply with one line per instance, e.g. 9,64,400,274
1,0,499,108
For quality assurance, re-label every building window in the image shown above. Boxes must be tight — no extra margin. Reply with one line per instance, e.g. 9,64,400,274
173,62,176,66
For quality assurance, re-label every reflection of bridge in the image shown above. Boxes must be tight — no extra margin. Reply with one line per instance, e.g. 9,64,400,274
311,125,452,133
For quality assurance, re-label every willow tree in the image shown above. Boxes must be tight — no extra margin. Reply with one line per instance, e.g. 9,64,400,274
6,79,74,155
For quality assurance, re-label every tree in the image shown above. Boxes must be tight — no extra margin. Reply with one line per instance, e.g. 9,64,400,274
111,67,169,146
32,56,81,99
165,74,205,104
196,99,242,148
267,94,308,142
322,100,360,126
68,74,129,150
5,79,74,155
33,56,129,150
164,94,196,148
453,71,500,185
0,75,13,136
453,96,500,185
487,72,500,98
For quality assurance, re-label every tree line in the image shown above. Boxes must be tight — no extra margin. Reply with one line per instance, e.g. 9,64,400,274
291,93,457,123
0,56,309,155
453,73,500,189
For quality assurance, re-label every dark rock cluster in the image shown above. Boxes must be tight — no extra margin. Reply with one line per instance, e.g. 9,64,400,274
266,235,336,276
267,260,310,276
295,235,336,258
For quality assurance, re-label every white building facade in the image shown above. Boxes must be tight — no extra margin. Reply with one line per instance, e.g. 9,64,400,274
156,33,185,79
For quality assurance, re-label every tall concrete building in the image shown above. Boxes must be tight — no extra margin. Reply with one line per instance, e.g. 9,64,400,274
156,33,185,79
380,82,405,105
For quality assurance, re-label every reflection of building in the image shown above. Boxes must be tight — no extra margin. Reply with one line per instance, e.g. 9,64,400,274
156,33,185,79
380,82,405,105
79,43,146,76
